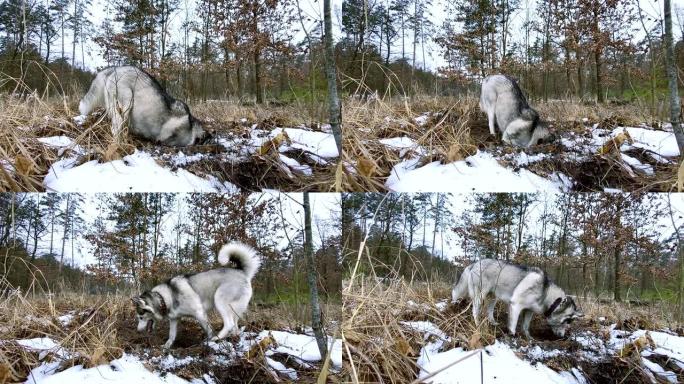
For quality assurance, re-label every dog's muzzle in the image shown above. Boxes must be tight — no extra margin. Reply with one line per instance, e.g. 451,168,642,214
195,132,213,145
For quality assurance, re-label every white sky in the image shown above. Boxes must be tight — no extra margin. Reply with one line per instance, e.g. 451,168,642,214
53,0,344,70
20,192,340,268
363,193,684,263
376,0,684,71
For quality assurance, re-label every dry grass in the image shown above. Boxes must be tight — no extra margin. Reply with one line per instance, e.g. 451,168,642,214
342,241,682,383
341,94,679,192
0,71,339,192
0,274,342,383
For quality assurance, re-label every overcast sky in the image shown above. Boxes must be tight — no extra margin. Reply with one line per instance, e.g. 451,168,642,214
24,192,340,268
58,0,684,72
61,0,344,70
360,193,684,263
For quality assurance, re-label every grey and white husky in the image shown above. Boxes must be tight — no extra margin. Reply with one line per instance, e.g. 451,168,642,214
132,242,260,349
451,259,583,338
479,74,554,147
79,66,210,146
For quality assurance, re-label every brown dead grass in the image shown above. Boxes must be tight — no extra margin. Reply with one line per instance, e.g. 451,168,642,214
0,71,339,192
0,274,342,383
342,238,681,383
342,94,679,192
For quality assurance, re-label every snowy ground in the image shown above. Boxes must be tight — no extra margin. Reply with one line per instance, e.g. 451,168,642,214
401,316,684,383
13,322,342,383
37,117,338,192
380,114,680,192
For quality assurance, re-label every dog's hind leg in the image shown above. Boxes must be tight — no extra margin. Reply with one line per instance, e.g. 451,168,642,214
486,299,498,325
213,284,247,340
214,302,236,340
163,319,178,349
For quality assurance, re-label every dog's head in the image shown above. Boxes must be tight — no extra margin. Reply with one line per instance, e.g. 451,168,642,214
131,295,163,333
163,101,212,146
545,296,584,337
528,121,557,146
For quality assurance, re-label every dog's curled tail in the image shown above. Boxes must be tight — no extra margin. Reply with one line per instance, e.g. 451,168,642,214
218,242,261,279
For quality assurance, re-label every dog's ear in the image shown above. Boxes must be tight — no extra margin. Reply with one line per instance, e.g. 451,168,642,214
131,297,144,307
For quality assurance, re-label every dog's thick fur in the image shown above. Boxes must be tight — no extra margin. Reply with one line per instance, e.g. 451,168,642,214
479,74,554,147
452,259,583,338
132,242,260,349
79,66,209,146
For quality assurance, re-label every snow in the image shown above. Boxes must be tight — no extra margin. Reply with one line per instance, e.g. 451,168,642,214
38,136,85,157
16,338,69,360
279,155,313,176
271,127,339,158
35,117,338,192
44,150,238,192
260,330,342,368
415,114,430,126
169,152,207,167
25,354,198,384
265,357,298,381
73,115,86,125
15,329,341,383
386,151,570,192
620,127,680,157
620,154,654,175
57,314,74,327
416,341,584,384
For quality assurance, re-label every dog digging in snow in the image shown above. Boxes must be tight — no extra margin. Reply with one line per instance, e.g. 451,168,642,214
479,74,555,147
132,242,260,349
452,259,583,339
79,66,211,146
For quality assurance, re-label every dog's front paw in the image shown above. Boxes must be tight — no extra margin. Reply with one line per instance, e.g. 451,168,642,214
162,340,173,350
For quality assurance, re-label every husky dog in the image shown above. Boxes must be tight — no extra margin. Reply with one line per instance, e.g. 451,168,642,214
132,242,260,349
452,259,583,338
480,75,554,147
79,66,210,146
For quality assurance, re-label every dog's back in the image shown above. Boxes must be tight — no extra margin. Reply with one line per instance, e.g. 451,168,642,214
480,75,551,147
79,66,208,146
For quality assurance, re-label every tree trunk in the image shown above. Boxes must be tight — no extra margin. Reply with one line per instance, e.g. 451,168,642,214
303,193,328,358
323,0,342,157
595,49,604,103
613,244,622,302
665,0,684,153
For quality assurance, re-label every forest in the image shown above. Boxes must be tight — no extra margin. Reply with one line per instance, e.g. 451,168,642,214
0,192,343,382
342,192,684,383
0,0,342,193
0,192,342,299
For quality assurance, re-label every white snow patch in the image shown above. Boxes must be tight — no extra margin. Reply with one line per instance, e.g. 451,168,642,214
279,155,312,176
169,152,207,167
387,151,570,192
25,353,195,384
619,127,680,157
414,114,430,126
416,341,584,384
620,154,654,175
44,150,238,192
16,338,69,360
265,357,298,380
73,115,86,125
258,330,342,369
271,128,338,158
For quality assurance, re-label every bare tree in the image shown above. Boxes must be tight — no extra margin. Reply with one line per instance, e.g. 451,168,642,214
665,0,684,154
303,192,328,358
324,0,342,156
